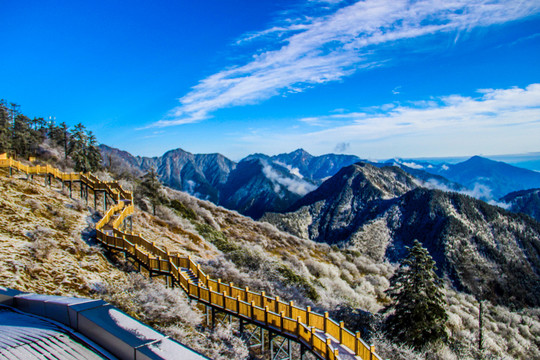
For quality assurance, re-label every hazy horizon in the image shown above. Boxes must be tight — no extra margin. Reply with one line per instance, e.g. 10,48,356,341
101,142,540,172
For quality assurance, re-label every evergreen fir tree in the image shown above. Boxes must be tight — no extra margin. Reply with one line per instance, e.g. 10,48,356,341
86,131,102,171
0,100,11,153
12,114,35,157
69,123,102,172
382,240,448,348
52,121,70,160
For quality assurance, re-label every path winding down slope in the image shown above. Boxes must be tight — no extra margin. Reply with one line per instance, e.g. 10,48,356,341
0,154,380,360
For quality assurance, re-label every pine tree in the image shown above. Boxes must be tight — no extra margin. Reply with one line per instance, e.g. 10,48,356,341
382,240,448,348
57,122,70,160
12,114,34,157
0,100,11,153
86,130,102,171
68,123,102,172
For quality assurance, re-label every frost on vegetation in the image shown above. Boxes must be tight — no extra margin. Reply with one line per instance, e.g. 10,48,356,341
156,205,195,232
165,323,249,360
71,199,86,212
203,244,321,303
26,226,56,259
441,290,540,359
102,273,201,328
94,171,114,182
101,273,248,360
7,171,537,360
25,198,43,212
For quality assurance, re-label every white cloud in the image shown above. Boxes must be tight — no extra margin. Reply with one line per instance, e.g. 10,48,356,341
238,84,540,158
421,178,511,208
273,160,305,179
262,162,316,196
153,0,540,127
401,161,423,169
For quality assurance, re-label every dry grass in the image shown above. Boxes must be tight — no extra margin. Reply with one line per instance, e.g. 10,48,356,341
0,174,129,296
0,172,248,359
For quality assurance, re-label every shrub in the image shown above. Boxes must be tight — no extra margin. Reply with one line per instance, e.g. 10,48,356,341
277,264,319,301
196,223,238,253
168,199,197,220
26,226,55,260
225,248,265,270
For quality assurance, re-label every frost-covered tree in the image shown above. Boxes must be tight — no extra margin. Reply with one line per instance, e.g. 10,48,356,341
139,168,167,215
382,240,447,348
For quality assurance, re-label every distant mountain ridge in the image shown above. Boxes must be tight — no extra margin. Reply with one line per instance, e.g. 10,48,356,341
245,148,364,183
101,145,540,221
391,156,540,200
101,145,235,203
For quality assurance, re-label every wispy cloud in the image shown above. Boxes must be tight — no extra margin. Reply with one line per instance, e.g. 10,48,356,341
262,161,316,196
239,84,540,157
152,0,540,127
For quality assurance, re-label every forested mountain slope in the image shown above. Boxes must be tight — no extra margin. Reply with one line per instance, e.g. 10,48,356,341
264,163,540,308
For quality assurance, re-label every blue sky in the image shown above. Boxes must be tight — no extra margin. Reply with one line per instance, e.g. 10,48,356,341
1,0,539,160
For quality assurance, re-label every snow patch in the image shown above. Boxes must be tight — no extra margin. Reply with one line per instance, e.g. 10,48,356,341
109,308,159,341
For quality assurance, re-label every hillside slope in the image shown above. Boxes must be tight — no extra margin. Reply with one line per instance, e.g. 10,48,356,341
0,173,248,359
0,175,128,296
219,158,316,219
2,165,539,359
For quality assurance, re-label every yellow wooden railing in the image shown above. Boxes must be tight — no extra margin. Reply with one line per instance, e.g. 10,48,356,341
0,155,381,360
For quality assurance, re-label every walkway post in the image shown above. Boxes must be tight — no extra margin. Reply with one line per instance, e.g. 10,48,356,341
324,312,329,333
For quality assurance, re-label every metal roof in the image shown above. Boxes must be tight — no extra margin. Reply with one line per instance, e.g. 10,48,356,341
0,306,108,360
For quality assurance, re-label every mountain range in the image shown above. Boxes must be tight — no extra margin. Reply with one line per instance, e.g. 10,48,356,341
389,156,540,200
100,145,540,221
101,146,365,218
